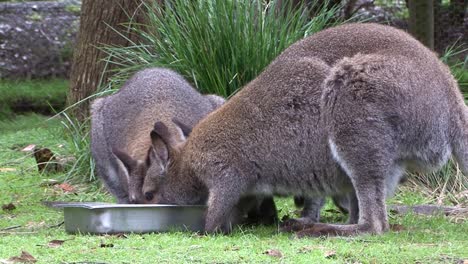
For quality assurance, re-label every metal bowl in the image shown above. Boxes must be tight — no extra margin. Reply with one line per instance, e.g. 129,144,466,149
60,203,206,234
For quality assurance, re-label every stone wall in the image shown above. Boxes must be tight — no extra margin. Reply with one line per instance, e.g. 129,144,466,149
0,1,80,79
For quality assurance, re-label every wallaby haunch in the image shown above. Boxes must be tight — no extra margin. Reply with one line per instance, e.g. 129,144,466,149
146,23,466,235
90,68,225,204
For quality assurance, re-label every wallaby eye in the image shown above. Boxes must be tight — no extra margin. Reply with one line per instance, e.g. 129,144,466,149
145,192,154,201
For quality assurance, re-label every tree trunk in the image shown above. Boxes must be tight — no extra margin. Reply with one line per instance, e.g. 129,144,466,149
67,0,148,121
408,0,434,49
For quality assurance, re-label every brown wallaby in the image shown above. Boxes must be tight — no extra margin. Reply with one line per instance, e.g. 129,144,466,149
146,56,334,233
90,67,225,204
145,23,466,235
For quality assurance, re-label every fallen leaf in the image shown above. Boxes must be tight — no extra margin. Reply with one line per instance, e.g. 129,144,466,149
190,233,205,238
2,203,16,211
6,251,37,263
298,245,329,254
33,148,58,173
298,246,313,253
324,250,336,259
298,245,319,253
25,221,46,229
56,183,76,193
47,240,65,248
0,168,16,172
225,246,240,251
264,249,283,258
113,233,128,239
21,145,36,152
100,242,114,248
390,224,405,232
188,245,202,250
39,179,60,187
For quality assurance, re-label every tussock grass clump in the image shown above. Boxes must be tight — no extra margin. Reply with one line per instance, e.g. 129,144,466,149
440,43,467,92
59,112,97,183
406,160,468,206
101,0,341,97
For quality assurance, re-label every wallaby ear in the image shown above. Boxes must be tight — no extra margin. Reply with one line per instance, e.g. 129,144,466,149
151,121,180,150
204,94,225,109
146,143,168,167
172,118,192,137
112,148,138,173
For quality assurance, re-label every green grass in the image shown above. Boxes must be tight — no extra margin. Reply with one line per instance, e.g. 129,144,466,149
0,79,68,119
453,66,468,92
0,115,467,263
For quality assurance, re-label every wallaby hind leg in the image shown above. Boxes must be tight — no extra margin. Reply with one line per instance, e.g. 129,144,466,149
297,172,390,236
297,133,399,236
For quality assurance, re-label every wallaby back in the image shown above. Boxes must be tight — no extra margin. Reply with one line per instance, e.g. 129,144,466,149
279,23,433,65
90,68,224,203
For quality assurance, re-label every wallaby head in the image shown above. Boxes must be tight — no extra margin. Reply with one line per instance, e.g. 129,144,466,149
111,147,152,203
147,120,280,227
143,121,187,199
90,67,225,204
143,120,208,205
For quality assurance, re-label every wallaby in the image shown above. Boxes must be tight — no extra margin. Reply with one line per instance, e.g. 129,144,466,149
90,67,225,204
144,23,465,235
146,56,334,233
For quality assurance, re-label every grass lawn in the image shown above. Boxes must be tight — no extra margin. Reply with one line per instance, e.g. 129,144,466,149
0,114,467,263
0,79,68,119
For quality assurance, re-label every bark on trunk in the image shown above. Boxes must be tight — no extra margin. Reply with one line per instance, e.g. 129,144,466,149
67,0,147,121
408,0,434,50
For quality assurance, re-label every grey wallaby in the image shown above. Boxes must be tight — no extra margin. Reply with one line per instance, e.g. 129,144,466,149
145,23,466,235
90,68,225,204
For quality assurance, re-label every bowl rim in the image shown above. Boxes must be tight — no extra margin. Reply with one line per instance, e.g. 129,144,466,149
57,202,207,209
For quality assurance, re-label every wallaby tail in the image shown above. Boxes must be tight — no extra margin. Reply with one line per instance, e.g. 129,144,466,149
204,94,226,110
